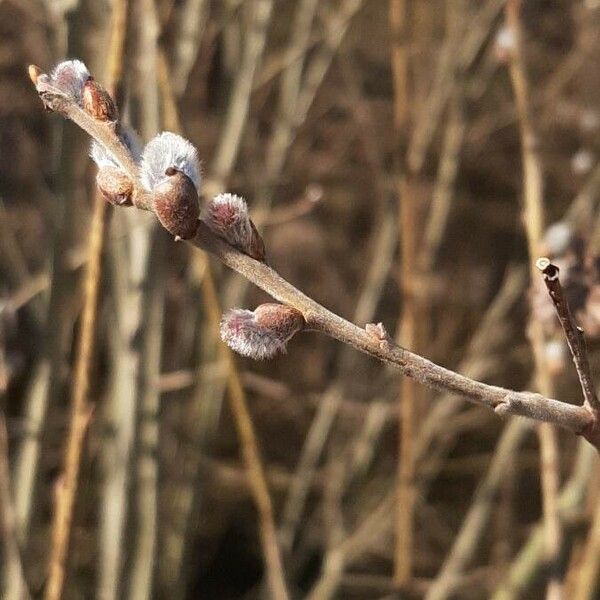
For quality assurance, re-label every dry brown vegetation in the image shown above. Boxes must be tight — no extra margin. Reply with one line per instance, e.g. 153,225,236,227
1,0,600,599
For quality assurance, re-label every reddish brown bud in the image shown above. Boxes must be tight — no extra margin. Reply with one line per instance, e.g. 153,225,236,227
220,303,305,360
82,77,118,121
153,168,199,239
96,166,134,206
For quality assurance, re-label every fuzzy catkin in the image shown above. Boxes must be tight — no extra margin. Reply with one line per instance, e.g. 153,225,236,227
203,193,266,261
140,132,200,192
220,304,305,360
50,60,90,104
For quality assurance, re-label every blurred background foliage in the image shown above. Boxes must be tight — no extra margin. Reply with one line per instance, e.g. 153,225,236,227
1,0,600,598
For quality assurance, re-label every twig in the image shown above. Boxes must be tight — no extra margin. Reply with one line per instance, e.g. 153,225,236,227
223,0,363,307
30,57,600,436
389,0,423,585
572,483,600,600
424,419,533,600
492,440,598,600
44,186,105,600
13,0,109,547
420,91,466,273
208,0,274,193
279,59,397,554
27,66,600,444
303,267,527,599
536,258,600,413
35,63,600,444
165,0,209,95
263,0,319,180
127,229,166,600
197,226,598,437
203,272,290,600
98,2,156,598
406,0,505,174
0,413,31,600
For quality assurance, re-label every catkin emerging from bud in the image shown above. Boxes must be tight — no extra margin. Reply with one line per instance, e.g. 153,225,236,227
31,60,91,105
50,60,90,102
139,132,201,238
220,304,305,360
141,132,201,192
203,193,266,261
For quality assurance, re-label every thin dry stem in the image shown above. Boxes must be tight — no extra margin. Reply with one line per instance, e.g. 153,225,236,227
389,0,417,585
279,58,397,554
44,189,105,600
572,484,600,600
209,0,274,192
44,3,128,599
492,440,598,600
425,419,532,600
201,269,289,600
536,258,600,413
0,413,31,600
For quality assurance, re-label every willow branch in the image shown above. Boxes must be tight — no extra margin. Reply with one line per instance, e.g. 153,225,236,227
29,62,600,454
193,223,596,439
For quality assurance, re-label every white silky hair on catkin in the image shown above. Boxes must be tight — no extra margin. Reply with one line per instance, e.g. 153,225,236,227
203,193,253,248
90,141,117,169
121,126,142,162
140,132,200,192
51,60,90,103
90,126,143,169
220,309,288,360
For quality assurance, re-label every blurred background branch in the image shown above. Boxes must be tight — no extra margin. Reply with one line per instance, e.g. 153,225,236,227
2,1,600,599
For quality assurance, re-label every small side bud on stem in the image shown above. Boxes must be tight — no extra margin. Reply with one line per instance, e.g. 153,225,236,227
220,304,305,360
366,322,390,342
82,77,118,122
203,193,266,261
96,166,134,206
